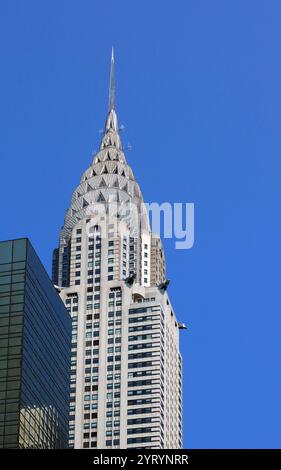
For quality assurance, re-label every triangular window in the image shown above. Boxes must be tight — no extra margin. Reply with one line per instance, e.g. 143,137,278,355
97,193,105,202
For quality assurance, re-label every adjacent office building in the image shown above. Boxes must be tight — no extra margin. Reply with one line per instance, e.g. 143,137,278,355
0,238,71,448
52,50,184,449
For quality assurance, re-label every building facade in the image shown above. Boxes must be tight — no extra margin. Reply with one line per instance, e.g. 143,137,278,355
0,238,71,448
52,51,184,449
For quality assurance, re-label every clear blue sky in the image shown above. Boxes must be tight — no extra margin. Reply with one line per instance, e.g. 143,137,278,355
1,0,281,449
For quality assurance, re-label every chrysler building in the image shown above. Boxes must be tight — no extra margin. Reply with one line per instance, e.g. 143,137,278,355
52,50,184,449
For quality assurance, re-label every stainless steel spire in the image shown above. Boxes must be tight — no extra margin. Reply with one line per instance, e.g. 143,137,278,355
102,47,120,147
108,47,115,111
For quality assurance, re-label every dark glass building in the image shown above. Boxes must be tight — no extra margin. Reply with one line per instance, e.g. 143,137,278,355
0,238,71,449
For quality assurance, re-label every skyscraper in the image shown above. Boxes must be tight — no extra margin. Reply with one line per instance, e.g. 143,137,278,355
52,50,184,449
0,238,71,449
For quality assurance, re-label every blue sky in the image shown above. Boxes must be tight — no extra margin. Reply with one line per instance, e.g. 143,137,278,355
1,0,281,448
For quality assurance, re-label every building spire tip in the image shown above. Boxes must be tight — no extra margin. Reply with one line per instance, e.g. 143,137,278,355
108,47,115,111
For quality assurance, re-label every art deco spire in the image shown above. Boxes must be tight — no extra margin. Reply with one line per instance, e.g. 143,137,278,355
108,47,115,111
59,48,150,242
102,48,120,146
